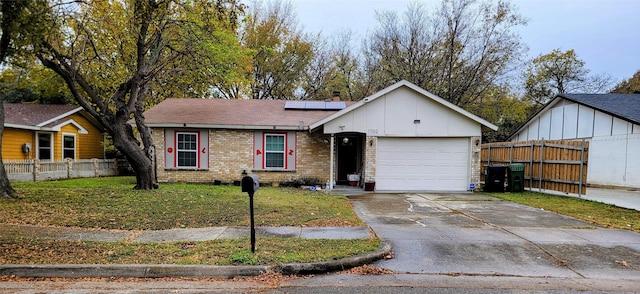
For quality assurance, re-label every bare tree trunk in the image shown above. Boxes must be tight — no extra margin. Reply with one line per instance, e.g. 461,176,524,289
111,113,158,190
0,103,17,199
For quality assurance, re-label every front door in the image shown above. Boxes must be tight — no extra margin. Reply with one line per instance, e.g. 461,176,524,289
337,135,362,185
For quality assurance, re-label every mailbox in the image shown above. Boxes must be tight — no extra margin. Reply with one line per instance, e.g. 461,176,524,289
240,171,259,253
241,174,259,193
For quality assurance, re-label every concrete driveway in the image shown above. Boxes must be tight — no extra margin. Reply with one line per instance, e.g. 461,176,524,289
348,193,640,280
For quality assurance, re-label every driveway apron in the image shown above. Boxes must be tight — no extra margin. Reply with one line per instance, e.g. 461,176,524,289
348,193,640,279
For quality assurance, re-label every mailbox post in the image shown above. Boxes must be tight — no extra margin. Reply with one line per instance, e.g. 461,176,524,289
241,170,259,253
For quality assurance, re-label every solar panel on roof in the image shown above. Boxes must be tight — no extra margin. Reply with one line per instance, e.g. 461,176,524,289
284,101,306,109
284,101,347,110
325,102,346,110
305,101,326,109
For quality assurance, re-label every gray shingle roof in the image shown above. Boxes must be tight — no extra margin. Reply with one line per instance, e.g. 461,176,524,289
559,93,640,124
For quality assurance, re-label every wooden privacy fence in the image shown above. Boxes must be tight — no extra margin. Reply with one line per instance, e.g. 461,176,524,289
480,139,589,195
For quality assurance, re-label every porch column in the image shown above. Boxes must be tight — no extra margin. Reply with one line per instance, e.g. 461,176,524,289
329,134,335,191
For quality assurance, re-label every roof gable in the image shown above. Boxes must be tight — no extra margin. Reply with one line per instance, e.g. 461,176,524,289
4,103,82,127
143,99,351,130
507,93,640,140
560,93,640,124
309,80,498,131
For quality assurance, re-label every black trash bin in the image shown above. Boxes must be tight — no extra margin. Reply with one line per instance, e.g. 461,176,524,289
484,165,507,192
508,164,525,192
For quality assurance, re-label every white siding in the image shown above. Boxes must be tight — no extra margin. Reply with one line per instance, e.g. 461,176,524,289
593,110,613,136
324,86,481,137
577,105,594,138
562,103,578,139
549,107,564,140
538,111,551,140
612,117,629,135
527,120,538,141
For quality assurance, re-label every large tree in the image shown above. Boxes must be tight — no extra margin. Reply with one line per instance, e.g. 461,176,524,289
16,0,248,189
523,48,613,106
238,0,313,100
299,30,368,101
363,0,526,108
0,0,33,199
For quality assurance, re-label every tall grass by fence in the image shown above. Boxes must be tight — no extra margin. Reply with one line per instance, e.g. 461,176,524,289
480,139,589,195
4,159,125,182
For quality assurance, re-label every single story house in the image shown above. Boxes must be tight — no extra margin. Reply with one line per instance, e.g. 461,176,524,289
2,103,105,161
508,93,640,189
143,80,498,192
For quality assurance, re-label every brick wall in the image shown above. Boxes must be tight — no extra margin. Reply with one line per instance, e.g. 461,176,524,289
471,136,481,188
364,136,377,183
154,128,331,184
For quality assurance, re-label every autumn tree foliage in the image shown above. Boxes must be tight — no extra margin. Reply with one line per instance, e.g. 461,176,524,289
12,0,248,190
0,0,33,199
523,49,613,107
238,0,313,100
611,69,640,94
362,0,527,108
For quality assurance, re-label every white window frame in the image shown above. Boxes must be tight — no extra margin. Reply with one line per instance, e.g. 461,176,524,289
264,133,286,169
62,133,76,160
176,132,199,168
36,132,53,161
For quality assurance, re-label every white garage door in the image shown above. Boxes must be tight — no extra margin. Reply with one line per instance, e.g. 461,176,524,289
376,138,470,191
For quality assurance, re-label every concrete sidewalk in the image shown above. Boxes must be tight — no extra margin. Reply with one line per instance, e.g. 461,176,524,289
532,187,640,211
0,224,388,279
0,224,372,242
583,187,640,211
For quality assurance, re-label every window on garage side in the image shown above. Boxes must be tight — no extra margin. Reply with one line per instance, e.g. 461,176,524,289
265,134,285,168
177,132,198,168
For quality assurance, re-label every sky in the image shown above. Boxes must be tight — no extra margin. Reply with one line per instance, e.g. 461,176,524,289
287,0,640,86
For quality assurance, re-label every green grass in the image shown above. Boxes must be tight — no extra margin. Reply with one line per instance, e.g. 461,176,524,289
0,237,380,265
0,177,378,265
2,177,364,230
484,191,640,232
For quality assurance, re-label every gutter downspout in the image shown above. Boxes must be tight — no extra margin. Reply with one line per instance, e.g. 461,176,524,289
329,134,335,191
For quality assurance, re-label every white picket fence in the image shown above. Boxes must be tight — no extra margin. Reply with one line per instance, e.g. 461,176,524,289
4,159,123,182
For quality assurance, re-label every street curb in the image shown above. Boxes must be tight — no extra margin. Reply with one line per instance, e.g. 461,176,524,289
278,241,392,275
0,241,391,279
0,264,269,279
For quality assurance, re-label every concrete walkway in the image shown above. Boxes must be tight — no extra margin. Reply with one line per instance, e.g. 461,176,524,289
531,187,640,211
0,224,372,243
583,187,640,211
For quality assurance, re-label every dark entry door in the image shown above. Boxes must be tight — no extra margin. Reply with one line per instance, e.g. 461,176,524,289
337,136,360,185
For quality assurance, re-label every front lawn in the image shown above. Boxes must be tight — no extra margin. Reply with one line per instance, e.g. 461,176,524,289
1,177,364,230
0,177,377,265
485,191,640,233
0,237,380,265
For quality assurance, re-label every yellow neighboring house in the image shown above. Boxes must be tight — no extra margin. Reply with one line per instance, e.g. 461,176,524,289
3,103,105,161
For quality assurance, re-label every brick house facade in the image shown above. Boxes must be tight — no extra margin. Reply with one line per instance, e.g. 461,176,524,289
153,128,331,184
144,81,497,191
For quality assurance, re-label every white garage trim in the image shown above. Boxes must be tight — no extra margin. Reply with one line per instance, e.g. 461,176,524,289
376,138,470,191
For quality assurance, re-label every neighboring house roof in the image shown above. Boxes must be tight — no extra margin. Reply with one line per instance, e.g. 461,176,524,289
3,103,92,133
560,93,640,124
507,93,640,140
143,98,355,130
309,80,499,131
